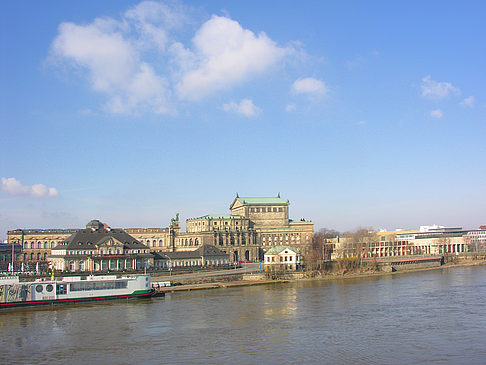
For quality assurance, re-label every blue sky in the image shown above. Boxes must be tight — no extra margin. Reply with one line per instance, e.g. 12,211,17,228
1,1,485,238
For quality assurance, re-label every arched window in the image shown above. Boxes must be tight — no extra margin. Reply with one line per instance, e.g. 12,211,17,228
30,242,34,249
153,240,156,247
44,241,48,249
37,253,41,260
30,253,34,260
37,241,41,249
189,238,193,246
23,253,27,261
159,240,163,247
195,238,199,246
44,253,48,260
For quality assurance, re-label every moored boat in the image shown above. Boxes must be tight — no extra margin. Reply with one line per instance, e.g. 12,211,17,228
0,274,160,308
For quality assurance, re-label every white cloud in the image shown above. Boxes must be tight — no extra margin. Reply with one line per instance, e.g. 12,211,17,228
51,19,173,115
49,2,293,115
176,16,287,100
285,103,296,112
1,177,59,198
421,76,460,100
222,98,261,117
124,0,188,51
460,96,475,108
291,77,327,96
430,109,443,119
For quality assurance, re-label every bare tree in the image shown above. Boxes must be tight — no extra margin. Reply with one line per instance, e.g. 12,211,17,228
342,228,377,265
303,228,340,272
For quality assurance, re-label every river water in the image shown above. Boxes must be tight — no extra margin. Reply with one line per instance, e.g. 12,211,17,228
1,266,485,364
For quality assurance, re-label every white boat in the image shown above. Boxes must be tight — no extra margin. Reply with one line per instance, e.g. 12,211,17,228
0,274,158,308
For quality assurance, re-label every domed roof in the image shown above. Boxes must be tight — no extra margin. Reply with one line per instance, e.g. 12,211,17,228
86,219,103,230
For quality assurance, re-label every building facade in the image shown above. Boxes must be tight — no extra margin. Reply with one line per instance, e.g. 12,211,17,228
7,194,314,264
49,220,153,272
264,246,301,271
154,245,229,269
331,226,470,260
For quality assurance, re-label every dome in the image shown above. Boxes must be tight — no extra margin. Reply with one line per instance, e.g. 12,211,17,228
86,220,104,231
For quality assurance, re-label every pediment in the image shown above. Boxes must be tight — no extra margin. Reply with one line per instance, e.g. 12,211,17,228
230,198,243,210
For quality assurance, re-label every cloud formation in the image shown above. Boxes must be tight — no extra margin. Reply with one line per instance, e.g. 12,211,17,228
1,177,59,198
50,1,289,114
460,96,475,108
176,16,286,100
430,109,443,119
222,98,261,117
291,77,327,96
50,5,173,115
285,103,296,112
421,76,460,100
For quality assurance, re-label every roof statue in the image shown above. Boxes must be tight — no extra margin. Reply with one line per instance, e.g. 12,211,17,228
171,213,180,223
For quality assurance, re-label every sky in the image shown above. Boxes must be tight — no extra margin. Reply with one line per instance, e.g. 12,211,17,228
1,1,485,239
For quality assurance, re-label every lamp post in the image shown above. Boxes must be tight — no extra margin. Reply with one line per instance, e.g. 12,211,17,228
162,254,172,276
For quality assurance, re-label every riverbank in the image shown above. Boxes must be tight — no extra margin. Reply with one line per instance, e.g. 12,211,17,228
154,258,486,294
156,279,289,293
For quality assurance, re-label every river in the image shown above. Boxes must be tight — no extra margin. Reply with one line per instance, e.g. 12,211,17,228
1,266,485,364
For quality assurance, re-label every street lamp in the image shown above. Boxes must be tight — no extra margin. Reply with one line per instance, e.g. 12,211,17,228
162,254,172,276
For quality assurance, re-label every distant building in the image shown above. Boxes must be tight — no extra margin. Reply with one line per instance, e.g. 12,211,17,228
49,220,153,272
7,194,314,264
264,246,301,271
419,225,463,233
331,226,469,260
465,226,486,252
154,245,229,269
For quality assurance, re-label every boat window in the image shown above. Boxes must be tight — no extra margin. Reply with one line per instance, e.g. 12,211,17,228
36,285,43,293
46,284,54,292
70,280,128,291
56,284,67,295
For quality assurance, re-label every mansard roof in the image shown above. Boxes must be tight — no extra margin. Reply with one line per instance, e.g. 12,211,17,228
57,227,147,250
230,196,289,210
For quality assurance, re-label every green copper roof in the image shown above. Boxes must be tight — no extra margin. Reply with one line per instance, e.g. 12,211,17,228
265,246,300,255
236,197,289,205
